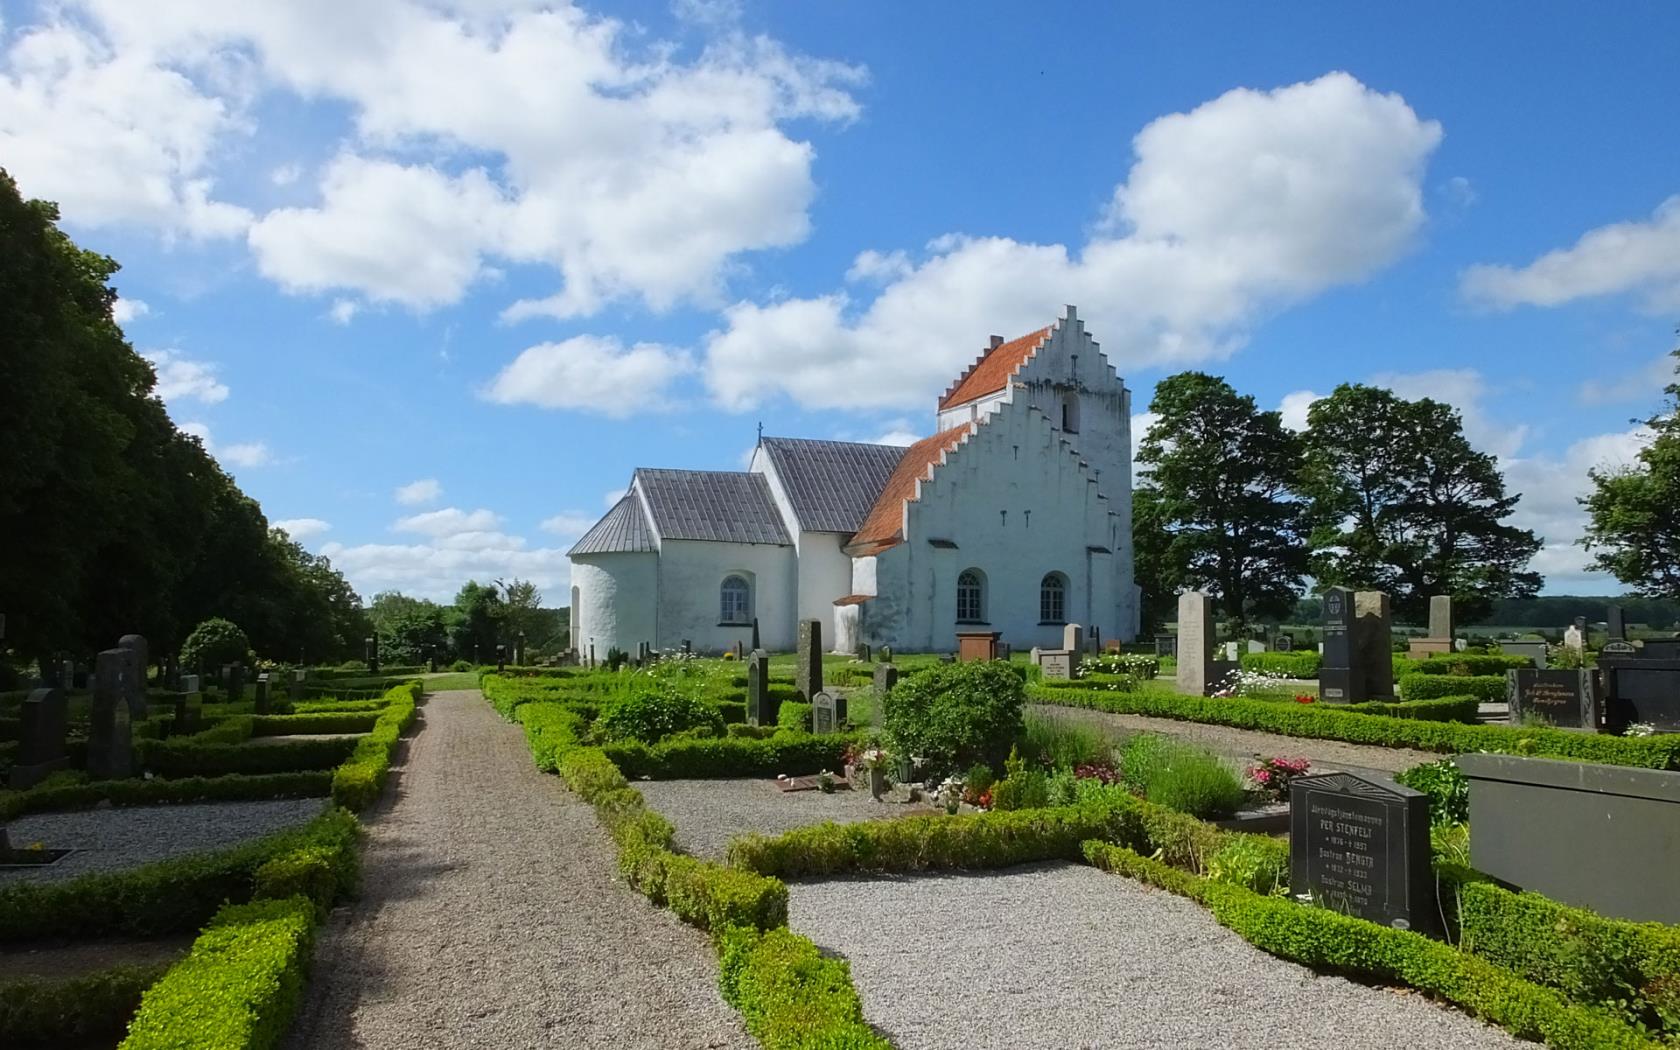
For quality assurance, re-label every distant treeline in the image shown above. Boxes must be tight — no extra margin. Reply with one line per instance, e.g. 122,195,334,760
1289,596,1679,630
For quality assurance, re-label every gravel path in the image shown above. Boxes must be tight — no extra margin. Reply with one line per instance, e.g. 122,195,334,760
790,863,1524,1050
634,778,936,860
1033,702,1439,775
284,690,752,1050
0,798,327,884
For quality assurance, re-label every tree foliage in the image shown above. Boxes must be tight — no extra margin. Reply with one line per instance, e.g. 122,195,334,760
1581,348,1680,598
0,171,364,667
1134,372,1308,627
1300,383,1541,623
180,618,253,673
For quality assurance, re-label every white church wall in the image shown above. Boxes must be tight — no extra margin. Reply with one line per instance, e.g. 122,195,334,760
571,552,658,661
934,388,1007,433
656,539,797,653
862,400,1126,652
796,531,853,632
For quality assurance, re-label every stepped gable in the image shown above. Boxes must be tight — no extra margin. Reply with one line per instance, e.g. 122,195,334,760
758,437,908,533
847,423,975,553
938,326,1053,411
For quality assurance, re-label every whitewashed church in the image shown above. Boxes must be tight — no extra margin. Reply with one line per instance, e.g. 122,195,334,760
568,306,1139,657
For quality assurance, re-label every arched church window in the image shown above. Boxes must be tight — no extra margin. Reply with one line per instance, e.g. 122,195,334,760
720,575,751,624
956,569,986,623
1040,573,1067,624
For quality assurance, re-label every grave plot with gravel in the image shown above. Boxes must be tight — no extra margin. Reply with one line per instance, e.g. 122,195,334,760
0,798,328,884
789,862,1527,1050
633,777,935,860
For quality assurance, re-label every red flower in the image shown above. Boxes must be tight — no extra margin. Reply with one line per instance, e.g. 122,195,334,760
1294,694,1316,704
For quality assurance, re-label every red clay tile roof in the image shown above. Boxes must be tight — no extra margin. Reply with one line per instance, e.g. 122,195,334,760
937,326,1052,411
847,423,974,551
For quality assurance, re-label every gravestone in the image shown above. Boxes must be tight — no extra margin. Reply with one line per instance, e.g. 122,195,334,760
1427,595,1454,644
855,642,871,663
1276,634,1294,653
1641,639,1680,660
60,659,75,690
254,673,271,715
1062,624,1084,655
1176,591,1215,697
1607,606,1626,641
1601,640,1637,658
117,633,149,717
1290,771,1436,936
515,633,526,667
1247,640,1266,654
228,663,246,703
796,619,823,701
88,648,136,779
1037,650,1073,680
429,646,440,673
1499,640,1549,669
1508,668,1598,729
180,673,201,694
1154,633,1177,658
365,636,379,673
1354,591,1395,700
496,645,507,672
1318,587,1355,703
174,686,204,735
750,617,760,651
872,662,898,698
9,688,70,789
1223,641,1240,661
735,641,745,660
1563,623,1587,653
1598,656,1680,733
745,649,775,726
810,690,846,735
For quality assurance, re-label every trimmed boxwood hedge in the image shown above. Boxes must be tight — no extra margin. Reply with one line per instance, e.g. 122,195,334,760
251,711,382,736
1400,673,1506,703
1029,686,1680,769
141,730,357,778
1413,653,1535,676
776,701,812,732
1083,842,1659,1050
1240,651,1322,679
1342,696,1483,723
330,683,419,810
119,896,316,1050
0,771,333,821
0,963,169,1049
603,733,858,780
716,925,892,1050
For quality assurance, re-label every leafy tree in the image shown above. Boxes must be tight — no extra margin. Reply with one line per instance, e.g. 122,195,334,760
449,581,505,663
180,617,252,673
369,591,449,665
1581,348,1680,598
1300,383,1542,623
1135,373,1308,628
1130,484,1183,635
498,578,545,652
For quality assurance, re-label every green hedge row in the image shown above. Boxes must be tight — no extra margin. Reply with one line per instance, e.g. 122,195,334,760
1455,879,1680,1038
251,711,382,736
0,771,332,821
1342,696,1483,723
1028,687,1680,769
1400,673,1506,703
1083,842,1658,1050
119,896,317,1050
141,733,358,777
0,963,169,1049
1414,653,1534,676
0,806,360,943
330,683,420,810
1039,674,1139,692
602,733,857,780
716,925,892,1050
1240,651,1322,679
776,702,811,732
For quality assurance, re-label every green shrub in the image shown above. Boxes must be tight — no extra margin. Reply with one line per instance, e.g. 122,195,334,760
0,771,332,822
119,896,315,1050
0,964,168,1049
776,701,812,732
1240,651,1322,679
142,734,357,778
1081,653,1160,679
1020,711,1114,768
557,747,629,801
251,711,383,736
252,838,359,918
330,683,419,810
597,682,725,744
1400,673,1505,702
1342,696,1482,723
716,925,891,1050
1120,734,1246,819
1030,685,1680,769
1414,653,1533,676
1394,758,1469,827
604,733,856,780
0,807,359,942
1456,879,1680,1038
883,661,1025,778
515,701,587,771
989,748,1051,811
1084,841,1660,1050
1206,836,1289,895
179,617,252,675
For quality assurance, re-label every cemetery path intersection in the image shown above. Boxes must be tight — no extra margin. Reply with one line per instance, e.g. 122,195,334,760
283,689,753,1050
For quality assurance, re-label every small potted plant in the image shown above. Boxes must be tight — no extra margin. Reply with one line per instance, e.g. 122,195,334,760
817,769,835,793
857,748,889,799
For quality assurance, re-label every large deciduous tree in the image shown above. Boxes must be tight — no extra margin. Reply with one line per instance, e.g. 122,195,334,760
1300,383,1541,623
1580,348,1680,598
1134,372,1308,628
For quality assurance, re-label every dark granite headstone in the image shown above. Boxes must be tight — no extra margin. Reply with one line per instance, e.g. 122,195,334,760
174,688,204,735
1276,633,1294,653
60,659,75,690
254,673,271,715
117,633,149,717
1599,657,1680,733
1607,606,1626,641
515,633,526,667
811,690,844,735
1601,640,1637,658
1354,591,1395,700
1318,587,1354,703
1499,640,1548,669
872,662,898,698
856,643,871,663
745,649,775,727
429,646,440,673
365,636,379,673
1290,772,1436,936
1154,633,1177,658
796,619,823,701
88,648,136,779
1507,668,1598,729
1641,640,1680,661
9,688,70,789
496,644,506,672
750,617,760,651
228,663,246,702
180,673,201,694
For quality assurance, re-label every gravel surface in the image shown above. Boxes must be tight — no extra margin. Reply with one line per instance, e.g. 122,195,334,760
285,690,753,1050
634,778,936,860
790,863,1525,1050
0,798,327,884
1033,703,1438,775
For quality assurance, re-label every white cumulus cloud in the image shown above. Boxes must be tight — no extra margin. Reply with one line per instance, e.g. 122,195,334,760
540,511,597,536
394,478,442,506
143,348,229,405
704,72,1441,412
1502,427,1655,591
1462,196,1680,313
220,441,271,468
481,335,693,417
1278,389,1323,432
113,296,150,324
274,517,331,540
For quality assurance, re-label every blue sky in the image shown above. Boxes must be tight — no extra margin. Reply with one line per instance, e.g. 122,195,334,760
4,1,1677,601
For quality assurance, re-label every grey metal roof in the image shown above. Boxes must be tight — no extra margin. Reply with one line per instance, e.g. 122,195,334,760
759,437,909,533
568,494,656,556
634,469,791,545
